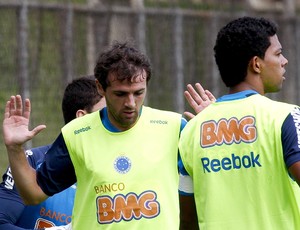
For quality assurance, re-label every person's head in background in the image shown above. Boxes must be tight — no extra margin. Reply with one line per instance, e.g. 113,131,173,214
62,75,106,124
214,16,288,94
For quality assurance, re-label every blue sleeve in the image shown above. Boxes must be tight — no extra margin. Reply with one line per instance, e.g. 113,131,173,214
178,155,189,176
178,117,189,174
178,117,194,196
0,223,34,230
37,133,76,196
180,117,187,134
25,145,51,170
178,117,189,175
0,145,51,193
282,113,300,168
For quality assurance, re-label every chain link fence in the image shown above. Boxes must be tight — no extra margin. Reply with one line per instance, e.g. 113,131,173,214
1,0,300,172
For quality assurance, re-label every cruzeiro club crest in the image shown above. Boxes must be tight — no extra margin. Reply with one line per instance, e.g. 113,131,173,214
114,155,131,174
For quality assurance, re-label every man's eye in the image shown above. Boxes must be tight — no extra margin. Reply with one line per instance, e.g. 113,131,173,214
135,91,144,96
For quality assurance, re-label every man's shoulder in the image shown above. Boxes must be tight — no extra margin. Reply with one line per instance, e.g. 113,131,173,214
62,110,100,131
143,106,182,117
142,106,184,131
263,96,300,115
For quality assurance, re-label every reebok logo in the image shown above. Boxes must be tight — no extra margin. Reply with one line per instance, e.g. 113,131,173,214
201,152,261,173
74,126,91,135
150,120,168,125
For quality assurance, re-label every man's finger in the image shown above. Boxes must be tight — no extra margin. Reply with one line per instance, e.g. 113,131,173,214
183,111,195,120
23,99,31,120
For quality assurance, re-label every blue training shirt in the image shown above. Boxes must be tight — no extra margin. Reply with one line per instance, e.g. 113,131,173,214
16,148,75,229
0,144,76,229
0,145,50,230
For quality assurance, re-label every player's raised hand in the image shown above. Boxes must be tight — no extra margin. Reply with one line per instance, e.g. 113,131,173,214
3,95,46,148
184,83,216,120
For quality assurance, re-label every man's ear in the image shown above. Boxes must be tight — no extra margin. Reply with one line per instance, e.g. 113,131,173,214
76,109,87,118
250,56,262,74
95,79,104,96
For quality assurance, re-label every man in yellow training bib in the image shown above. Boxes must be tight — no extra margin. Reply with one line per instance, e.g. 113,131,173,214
179,16,300,230
3,41,187,229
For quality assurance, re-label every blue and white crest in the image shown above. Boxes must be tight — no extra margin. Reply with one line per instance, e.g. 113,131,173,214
114,155,131,174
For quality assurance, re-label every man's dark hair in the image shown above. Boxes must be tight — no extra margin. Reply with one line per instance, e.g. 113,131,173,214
94,41,152,90
214,16,278,87
62,75,102,124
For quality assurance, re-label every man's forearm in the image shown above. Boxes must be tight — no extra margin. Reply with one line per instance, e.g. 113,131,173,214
6,145,48,205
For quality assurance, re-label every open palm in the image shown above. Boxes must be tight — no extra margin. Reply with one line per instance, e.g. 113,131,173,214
3,95,46,147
